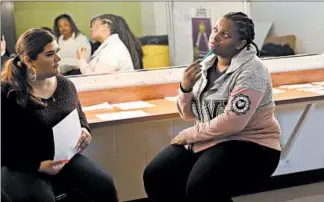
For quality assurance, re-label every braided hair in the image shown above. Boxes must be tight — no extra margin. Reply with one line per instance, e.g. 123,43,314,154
91,14,143,70
223,12,260,56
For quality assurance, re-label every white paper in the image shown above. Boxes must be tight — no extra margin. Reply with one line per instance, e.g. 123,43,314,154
312,81,324,86
82,102,114,112
297,86,324,92
111,101,156,110
52,109,81,161
165,96,178,102
304,89,324,95
96,110,149,121
313,90,324,95
272,88,285,94
279,84,314,89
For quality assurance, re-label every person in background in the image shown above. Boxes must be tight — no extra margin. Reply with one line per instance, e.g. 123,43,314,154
143,12,281,202
1,35,15,68
1,28,118,202
53,14,91,75
113,15,143,70
77,14,142,74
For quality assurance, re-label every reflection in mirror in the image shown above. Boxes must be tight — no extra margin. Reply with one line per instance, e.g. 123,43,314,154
250,1,324,56
171,1,246,66
3,1,323,79
5,1,169,76
170,1,323,66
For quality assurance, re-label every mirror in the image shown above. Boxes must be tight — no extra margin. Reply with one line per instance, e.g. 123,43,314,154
170,1,323,66
250,1,323,56
2,1,323,78
2,1,169,75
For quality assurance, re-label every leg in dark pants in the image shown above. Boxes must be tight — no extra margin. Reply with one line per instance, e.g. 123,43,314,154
144,141,280,202
143,145,198,202
186,141,280,202
53,154,118,202
1,166,55,202
1,188,12,202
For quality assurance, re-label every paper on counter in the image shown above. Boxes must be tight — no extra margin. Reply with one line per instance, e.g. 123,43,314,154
272,88,285,94
165,96,178,102
82,102,114,112
312,90,324,95
306,89,324,95
314,90,324,95
96,110,149,121
52,109,81,161
312,81,324,86
297,86,324,91
111,101,156,110
296,87,324,95
279,84,314,89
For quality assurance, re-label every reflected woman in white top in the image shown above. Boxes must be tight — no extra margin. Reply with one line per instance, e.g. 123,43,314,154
77,14,143,74
53,14,91,75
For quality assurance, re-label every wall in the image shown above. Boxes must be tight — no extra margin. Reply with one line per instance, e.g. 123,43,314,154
153,2,169,35
274,103,324,176
250,2,324,54
140,2,168,36
13,2,142,38
140,2,157,36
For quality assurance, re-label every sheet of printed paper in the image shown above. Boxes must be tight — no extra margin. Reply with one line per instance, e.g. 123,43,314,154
272,88,285,94
96,110,149,121
165,96,178,102
111,101,156,110
82,102,114,112
52,109,81,161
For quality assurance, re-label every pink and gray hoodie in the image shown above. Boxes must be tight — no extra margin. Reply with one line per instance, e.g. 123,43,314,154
176,45,281,153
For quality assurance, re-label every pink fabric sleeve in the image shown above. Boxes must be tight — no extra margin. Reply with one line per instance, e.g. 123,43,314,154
176,88,196,121
178,87,264,144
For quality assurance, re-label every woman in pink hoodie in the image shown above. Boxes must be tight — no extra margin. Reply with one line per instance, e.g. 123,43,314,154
143,12,281,202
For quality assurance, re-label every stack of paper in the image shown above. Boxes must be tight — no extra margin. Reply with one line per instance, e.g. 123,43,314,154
112,101,156,110
96,110,149,121
296,86,324,95
165,96,178,102
279,84,314,89
314,90,324,95
82,102,114,112
312,81,324,86
272,88,285,94
52,109,81,161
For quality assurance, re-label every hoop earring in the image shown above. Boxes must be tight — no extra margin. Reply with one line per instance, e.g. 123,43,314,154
28,67,37,82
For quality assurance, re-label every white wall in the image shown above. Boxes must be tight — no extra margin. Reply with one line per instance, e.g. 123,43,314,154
140,2,156,36
140,2,168,36
153,2,169,35
274,103,324,176
250,2,324,54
